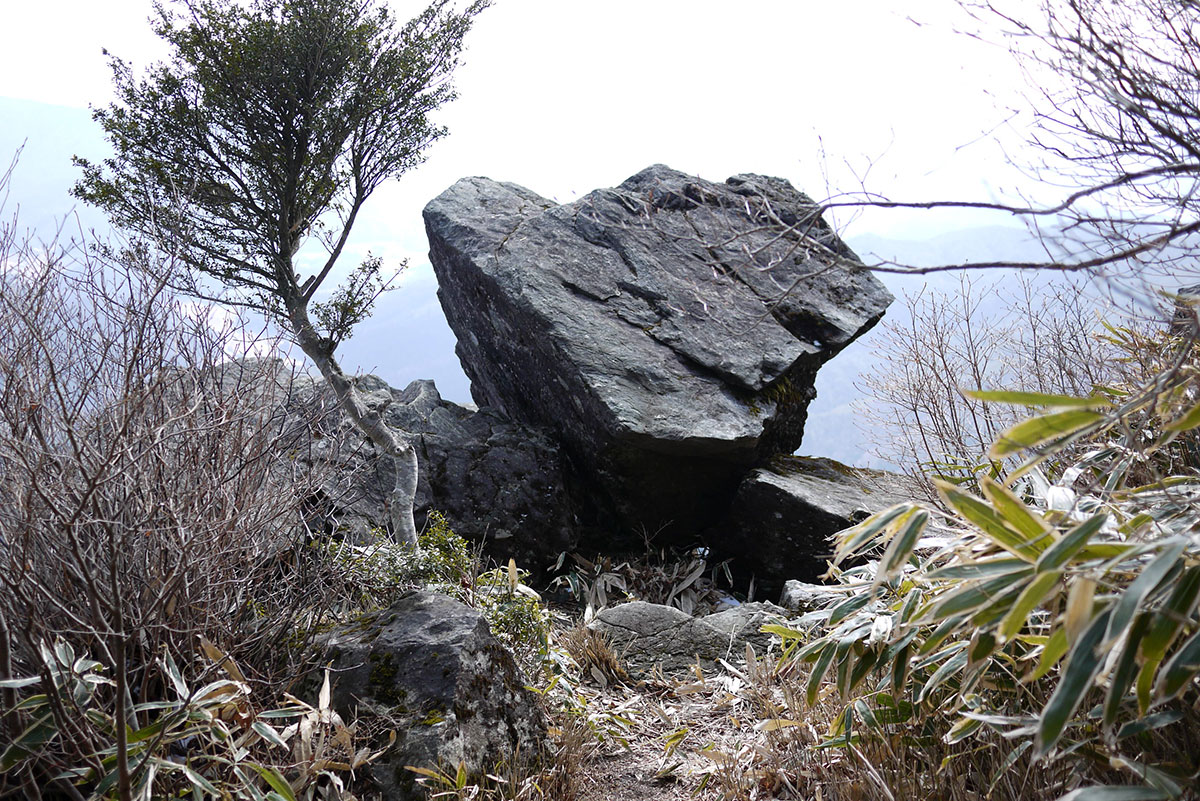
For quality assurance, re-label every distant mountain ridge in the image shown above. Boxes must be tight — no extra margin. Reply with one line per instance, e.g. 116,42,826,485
0,95,1055,467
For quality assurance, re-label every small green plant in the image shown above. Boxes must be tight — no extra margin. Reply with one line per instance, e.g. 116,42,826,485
780,329,1200,799
0,639,387,800
473,561,552,674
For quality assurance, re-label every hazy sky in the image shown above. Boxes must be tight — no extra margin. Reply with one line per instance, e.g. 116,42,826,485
0,0,1048,465
1,0,1037,242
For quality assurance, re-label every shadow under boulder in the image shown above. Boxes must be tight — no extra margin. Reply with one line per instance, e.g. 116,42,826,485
714,456,921,598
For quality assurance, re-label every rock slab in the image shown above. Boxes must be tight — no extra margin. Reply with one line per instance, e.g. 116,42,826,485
718,455,919,596
323,592,547,800
424,164,893,538
588,600,789,674
215,358,578,574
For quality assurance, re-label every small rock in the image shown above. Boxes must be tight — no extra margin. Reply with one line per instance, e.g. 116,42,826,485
588,601,729,675
702,601,789,652
322,592,546,800
716,455,918,597
779,580,843,614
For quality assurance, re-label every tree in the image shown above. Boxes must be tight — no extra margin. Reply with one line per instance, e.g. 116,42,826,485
787,0,1198,292
74,0,489,545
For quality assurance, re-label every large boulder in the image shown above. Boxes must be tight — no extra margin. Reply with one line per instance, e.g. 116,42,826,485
213,358,578,573
424,164,892,539
716,455,919,596
322,592,547,800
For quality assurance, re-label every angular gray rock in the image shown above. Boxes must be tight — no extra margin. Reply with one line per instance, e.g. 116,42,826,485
214,358,578,573
779,580,845,615
717,455,919,596
588,600,793,675
424,165,893,538
302,374,578,572
703,601,790,652
322,592,547,800
589,601,730,675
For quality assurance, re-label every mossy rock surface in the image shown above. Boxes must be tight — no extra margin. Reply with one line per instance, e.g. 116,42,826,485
320,591,547,801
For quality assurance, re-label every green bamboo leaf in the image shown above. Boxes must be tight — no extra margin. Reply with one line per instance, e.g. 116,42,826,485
836,504,914,559
1037,609,1112,755
1115,709,1183,741
927,558,1031,581
1163,399,1200,432
249,764,297,801
879,509,929,578
967,630,998,667
848,650,878,694
182,764,219,796
1105,541,1186,649
990,409,1107,458
918,648,968,706
936,481,1042,559
1156,626,1200,701
828,593,874,626
806,645,837,706
918,615,970,657
162,649,189,700
931,568,1035,622
998,570,1063,642
1136,654,1162,716
1142,565,1200,663
1103,612,1151,728
127,717,169,745
0,714,57,771
1055,787,1166,801
251,720,290,750
759,624,808,643
944,715,983,744
0,677,39,689
980,475,1052,542
965,389,1113,409
891,643,911,698
1037,515,1109,572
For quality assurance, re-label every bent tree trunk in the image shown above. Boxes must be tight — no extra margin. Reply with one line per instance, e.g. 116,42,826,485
289,306,419,546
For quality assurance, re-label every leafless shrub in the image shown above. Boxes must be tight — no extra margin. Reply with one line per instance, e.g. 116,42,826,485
855,272,1162,485
0,184,350,795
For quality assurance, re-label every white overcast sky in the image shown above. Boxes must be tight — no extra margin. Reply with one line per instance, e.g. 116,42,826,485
0,0,1059,465
0,0,1039,245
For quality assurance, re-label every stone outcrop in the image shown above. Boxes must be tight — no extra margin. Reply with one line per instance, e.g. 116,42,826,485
301,374,578,572
214,358,578,573
779,579,846,615
424,165,893,539
322,592,547,800
717,456,919,595
587,600,789,675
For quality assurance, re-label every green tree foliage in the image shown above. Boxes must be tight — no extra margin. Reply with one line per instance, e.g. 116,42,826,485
73,0,488,544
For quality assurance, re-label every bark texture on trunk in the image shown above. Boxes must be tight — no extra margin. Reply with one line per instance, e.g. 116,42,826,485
290,305,419,545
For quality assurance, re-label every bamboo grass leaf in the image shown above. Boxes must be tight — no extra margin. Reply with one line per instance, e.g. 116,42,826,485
998,570,1063,642
965,389,1113,409
936,480,1043,559
1037,609,1112,755
1105,541,1186,649
1038,515,1109,572
990,409,1107,458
